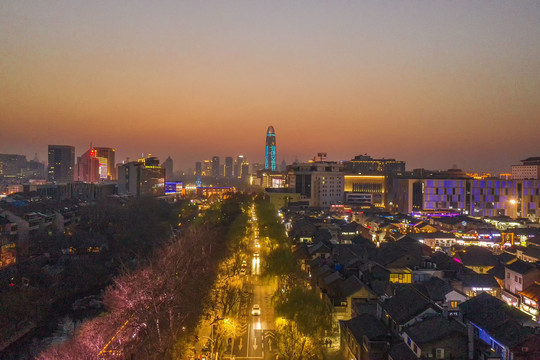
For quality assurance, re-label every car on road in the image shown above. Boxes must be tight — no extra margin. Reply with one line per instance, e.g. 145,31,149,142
251,304,261,316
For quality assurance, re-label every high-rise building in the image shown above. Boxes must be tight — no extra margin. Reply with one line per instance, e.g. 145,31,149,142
117,156,165,198
76,147,116,182
76,149,100,183
287,161,344,207
235,155,245,178
48,145,75,183
0,154,27,178
241,161,250,181
161,156,173,181
94,147,116,180
225,157,233,179
195,162,202,182
265,126,277,171
202,160,212,177
251,162,264,174
212,156,220,178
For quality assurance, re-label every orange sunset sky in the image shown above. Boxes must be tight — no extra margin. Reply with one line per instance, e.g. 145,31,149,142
1,1,539,173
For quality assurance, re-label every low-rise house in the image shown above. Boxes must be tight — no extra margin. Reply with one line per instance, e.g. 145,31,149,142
377,285,440,334
459,273,501,298
388,342,419,360
459,292,538,360
502,260,540,308
325,275,378,329
518,282,540,321
413,277,453,305
339,314,391,360
413,231,456,251
453,246,498,274
400,316,468,360
517,246,540,263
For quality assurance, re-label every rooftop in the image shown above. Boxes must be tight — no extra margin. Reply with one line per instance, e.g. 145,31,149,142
404,316,465,345
381,285,438,324
506,260,539,275
341,313,390,342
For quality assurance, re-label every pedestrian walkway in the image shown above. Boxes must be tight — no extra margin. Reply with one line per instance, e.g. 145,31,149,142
321,333,344,360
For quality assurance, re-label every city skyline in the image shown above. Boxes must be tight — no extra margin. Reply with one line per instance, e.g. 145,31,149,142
2,2,539,173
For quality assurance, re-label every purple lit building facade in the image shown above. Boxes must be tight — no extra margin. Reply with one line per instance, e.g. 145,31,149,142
391,178,540,218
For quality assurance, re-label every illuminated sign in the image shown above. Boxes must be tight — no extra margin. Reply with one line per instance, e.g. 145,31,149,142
165,182,183,194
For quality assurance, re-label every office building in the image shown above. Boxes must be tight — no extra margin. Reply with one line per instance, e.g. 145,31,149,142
241,160,250,181
94,147,116,180
390,178,540,218
287,161,344,207
224,157,233,179
76,149,100,183
202,160,212,177
212,156,220,178
251,162,264,174
265,126,277,171
195,162,202,183
512,157,540,180
235,155,246,179
48,145,75,183
0,154,28,178
117,156,165,198
343,175,387,207
161,156,173,181
76,147,116,183
344,154,405,174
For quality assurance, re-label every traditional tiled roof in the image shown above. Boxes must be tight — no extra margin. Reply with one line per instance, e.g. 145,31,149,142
519,282,540,302
381,285,438,324
388,342,417,360
413,277,453,303
506,260,539,275
488,263,506,280
461,274,500,289
341,313,390,343
292,243,310,260
459,292,533,347
497,252,517,265
404,316,465,345
308,241,332,256
339,275,371,298
455,246,498,267
522,246,540,260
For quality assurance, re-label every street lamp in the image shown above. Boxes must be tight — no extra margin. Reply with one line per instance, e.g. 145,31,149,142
509,198,517,219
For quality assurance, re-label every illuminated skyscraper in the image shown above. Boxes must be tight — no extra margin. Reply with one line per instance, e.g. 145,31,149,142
265,126,277,171
76,146,116,182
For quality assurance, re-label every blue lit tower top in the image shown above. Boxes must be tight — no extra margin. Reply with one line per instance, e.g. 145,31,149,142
265,126,277,171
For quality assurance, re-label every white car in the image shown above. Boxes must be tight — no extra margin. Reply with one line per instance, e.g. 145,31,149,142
251,304,261,316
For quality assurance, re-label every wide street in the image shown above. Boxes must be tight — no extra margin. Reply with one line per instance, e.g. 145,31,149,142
226,206,277,360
